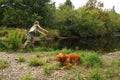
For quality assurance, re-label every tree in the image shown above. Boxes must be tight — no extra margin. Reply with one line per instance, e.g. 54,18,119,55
106,10,120,35
86,0,97,9
65,0,74,9
0,0,55,28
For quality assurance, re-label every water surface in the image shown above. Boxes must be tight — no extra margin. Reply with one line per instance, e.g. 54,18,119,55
35,36,120,53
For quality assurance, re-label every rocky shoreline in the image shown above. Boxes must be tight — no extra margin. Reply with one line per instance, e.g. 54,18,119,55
0,51,120,80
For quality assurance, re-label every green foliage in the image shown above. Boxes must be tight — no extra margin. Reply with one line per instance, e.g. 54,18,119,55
86,0,97,9
34,47,54,52
0,0,54,28
103,67,116,78
106,11,120,34
0,39,6,51
0,0,120,37
76,7,106,37
17,56,26,62
35,54,41,58
0,60,8,69
112,58,120,66
0,30,8,37
21,73,35,80
47,29,60,39
55,5,77,36
2,7,28,27
64,0,74,9
59,48,73,54
0,27,9,37
78,51,102,67
43,65,53,74
28,58,44,66
5,29,23,51
88,67,103,80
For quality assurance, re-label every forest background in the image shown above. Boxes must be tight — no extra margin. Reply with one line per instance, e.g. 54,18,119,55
0,0,120,37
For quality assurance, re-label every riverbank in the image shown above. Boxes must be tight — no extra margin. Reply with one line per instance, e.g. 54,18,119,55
0,51,120,80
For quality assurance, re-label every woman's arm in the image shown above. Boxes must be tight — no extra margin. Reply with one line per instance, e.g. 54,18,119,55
37,25,48,33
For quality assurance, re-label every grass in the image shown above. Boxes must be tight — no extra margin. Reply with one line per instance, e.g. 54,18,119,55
78,51,102,67
35,54,41,58
20,73,35,80
0,60,8,69
88,67,103,80
0,47,119,80
17,56,26,62
103,67,116,79
28,58,45,66
5,29,23,52
43,65,54,74
69,66,82,80
112,58,120,66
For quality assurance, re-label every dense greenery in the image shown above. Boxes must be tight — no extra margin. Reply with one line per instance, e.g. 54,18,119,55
0,0,120,37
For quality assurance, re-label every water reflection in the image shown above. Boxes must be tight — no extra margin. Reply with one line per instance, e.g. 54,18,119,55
35,36,120,52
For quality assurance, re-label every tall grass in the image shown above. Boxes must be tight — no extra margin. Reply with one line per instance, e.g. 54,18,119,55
88,67,103,80
0,60,8,69
78,51,102,67
28,58,45,66
103,67,116,79
5,29,23,51
0,27,8,37
112,58,120,66
43,65,54,74
52,48,73,55
17,56,26,62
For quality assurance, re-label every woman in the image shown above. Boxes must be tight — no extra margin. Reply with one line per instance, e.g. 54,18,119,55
23,21,48,52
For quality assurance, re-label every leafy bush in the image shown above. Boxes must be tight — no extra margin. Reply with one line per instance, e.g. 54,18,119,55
0,39,6,51
0,27,8,37
0,60,8,69
35,54,41,58
46,29,60,39
5,29,23,51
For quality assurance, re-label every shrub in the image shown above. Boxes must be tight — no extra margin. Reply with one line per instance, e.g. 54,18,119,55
46,29,60,39
0,39,6,51
0,60,8,69
17,56,25,62
78,51,102,67
5,29,23,51
0,27,8,37
28,58,44,66
0,30,8,37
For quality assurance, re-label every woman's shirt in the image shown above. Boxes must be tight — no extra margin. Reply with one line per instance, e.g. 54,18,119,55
29,25,38,33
